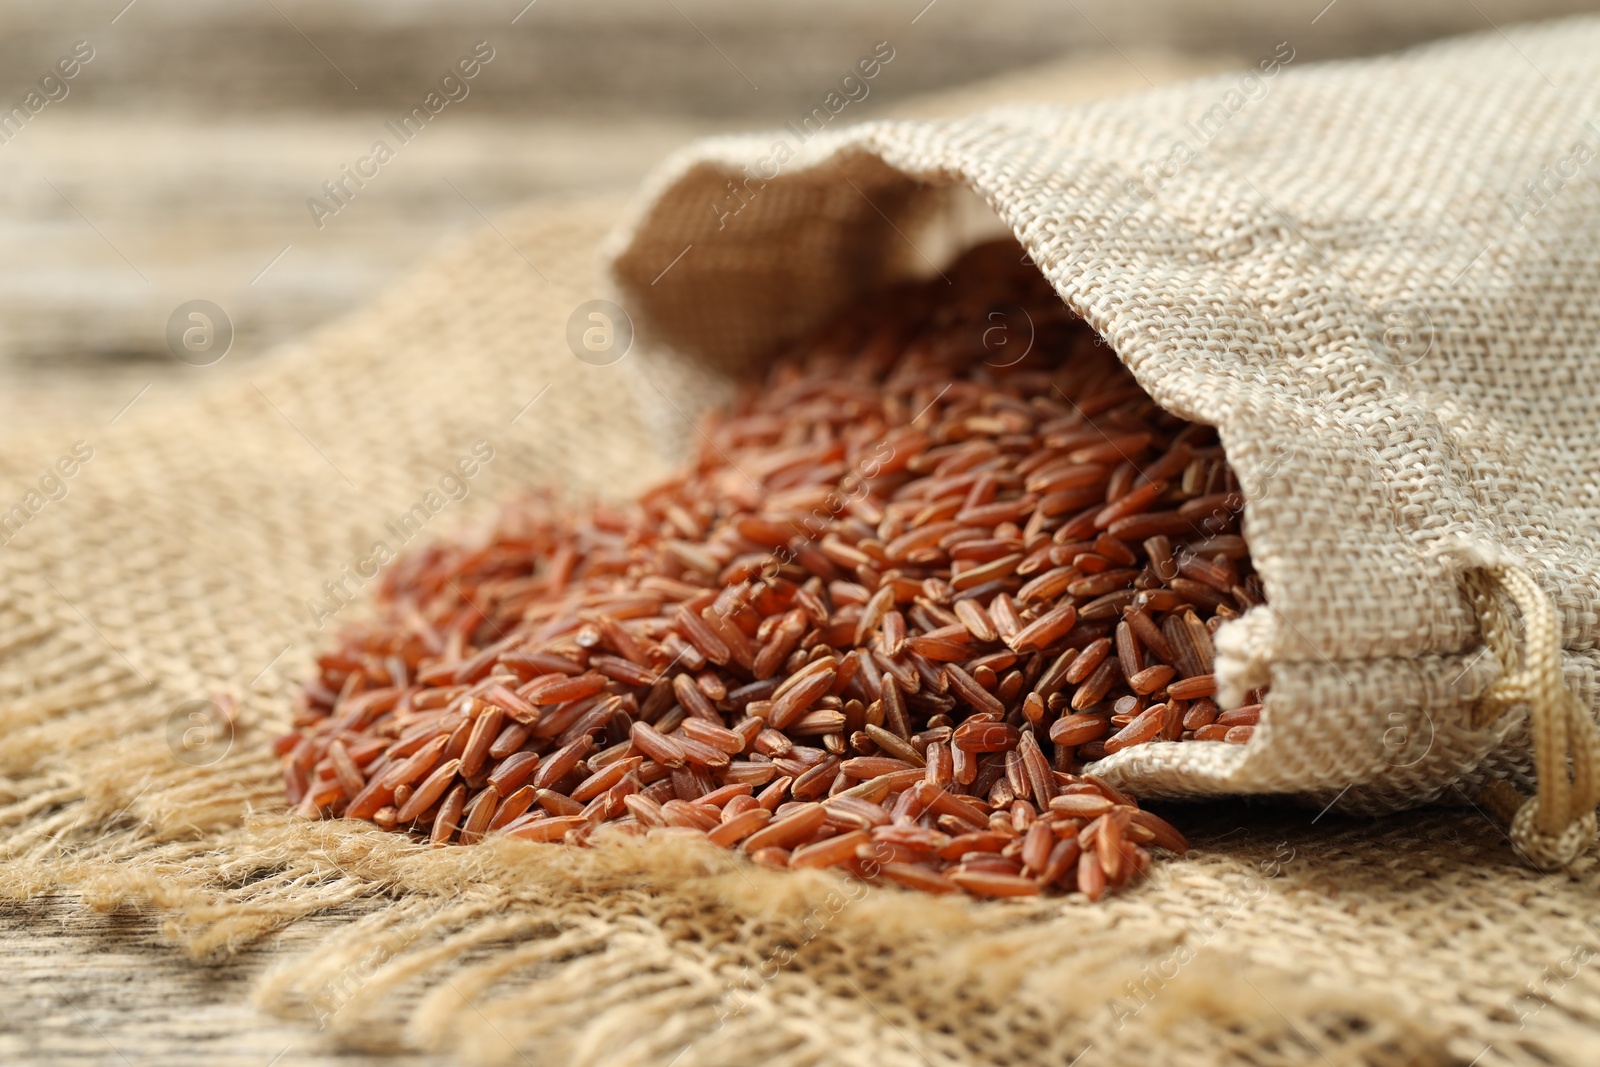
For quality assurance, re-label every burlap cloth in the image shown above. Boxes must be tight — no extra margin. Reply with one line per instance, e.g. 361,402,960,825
4,23,1600,1067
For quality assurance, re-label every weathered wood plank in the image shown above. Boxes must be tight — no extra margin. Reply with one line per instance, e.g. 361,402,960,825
0,895,444,1066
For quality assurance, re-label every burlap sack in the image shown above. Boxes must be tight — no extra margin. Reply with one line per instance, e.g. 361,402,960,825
609,19,1600,868
4,21,1600,1067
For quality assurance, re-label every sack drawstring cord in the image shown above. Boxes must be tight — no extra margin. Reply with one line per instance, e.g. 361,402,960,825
1464,563,1600,870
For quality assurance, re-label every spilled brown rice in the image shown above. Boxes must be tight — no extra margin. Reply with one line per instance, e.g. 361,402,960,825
278,239,1266,900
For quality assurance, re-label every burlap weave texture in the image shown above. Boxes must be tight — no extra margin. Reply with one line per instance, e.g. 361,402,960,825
3,22,1600,1067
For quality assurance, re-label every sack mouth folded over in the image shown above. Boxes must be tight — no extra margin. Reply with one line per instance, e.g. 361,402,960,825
603,112,1545,815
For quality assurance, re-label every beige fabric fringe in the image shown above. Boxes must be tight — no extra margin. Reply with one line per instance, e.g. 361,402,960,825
4,24,1600,1067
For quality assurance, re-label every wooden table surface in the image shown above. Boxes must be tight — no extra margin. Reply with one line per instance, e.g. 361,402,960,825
2,897,445,1066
